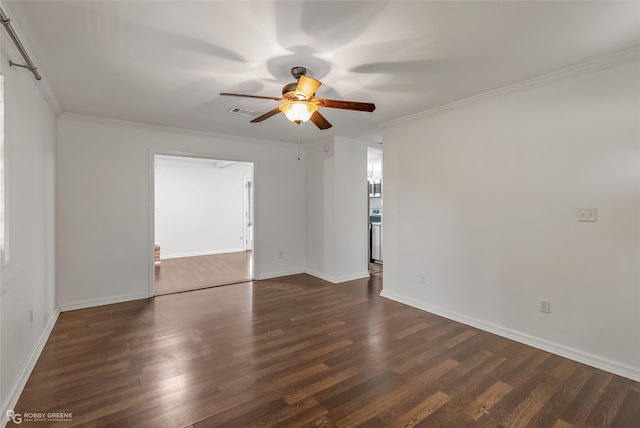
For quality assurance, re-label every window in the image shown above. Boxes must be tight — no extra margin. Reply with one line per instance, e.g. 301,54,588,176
0,75,6,263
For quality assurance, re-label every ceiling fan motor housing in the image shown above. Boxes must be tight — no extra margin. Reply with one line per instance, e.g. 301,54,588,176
290,66,307,80
282,66,310,100
282,82,299,100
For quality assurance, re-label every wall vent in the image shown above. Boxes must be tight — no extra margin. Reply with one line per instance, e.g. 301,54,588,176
228,106,256,117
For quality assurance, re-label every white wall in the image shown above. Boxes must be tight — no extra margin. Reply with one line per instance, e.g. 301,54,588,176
305,139,335,281
305,137,369,283
154,156,252,259
0,41,58,418
56,115,305,309
334,138,369,281
382,60,640,380
368,147,383,181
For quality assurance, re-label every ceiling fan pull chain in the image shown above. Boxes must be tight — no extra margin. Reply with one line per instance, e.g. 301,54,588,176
297,127,302,161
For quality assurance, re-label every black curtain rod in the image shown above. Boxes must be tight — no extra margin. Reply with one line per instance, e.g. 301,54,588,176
0,6,41,80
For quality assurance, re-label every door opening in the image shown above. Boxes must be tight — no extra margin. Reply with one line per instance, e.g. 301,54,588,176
367,147,383,275
153,154,254,295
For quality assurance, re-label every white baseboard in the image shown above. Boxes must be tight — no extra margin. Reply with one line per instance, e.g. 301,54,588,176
304,269,335,283
335,271,371,284
380,290,640,382
59,292,150,312
305,269,370,284
161,248,246,260
257,268,305,281
1,308,60,427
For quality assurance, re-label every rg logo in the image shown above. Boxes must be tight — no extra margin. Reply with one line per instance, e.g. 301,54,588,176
6,410,22,424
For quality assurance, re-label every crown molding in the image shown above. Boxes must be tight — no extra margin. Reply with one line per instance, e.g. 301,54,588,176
0,1,63,116
380,47,640,130
59,112,301,149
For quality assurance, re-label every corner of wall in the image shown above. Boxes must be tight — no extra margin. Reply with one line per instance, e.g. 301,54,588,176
0,308,59,427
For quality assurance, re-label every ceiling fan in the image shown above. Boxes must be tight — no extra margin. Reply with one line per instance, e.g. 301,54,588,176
220,66,375,130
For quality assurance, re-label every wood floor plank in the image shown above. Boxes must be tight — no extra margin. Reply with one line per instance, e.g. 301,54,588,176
243,397,324,428
155,251,252,295
303,415,338,428
500,374,562,427
312,368,397,411
551,420,574,428
194,397,287,428
528,365,593,427
390,390,450,427
324,370,407,423
425,355,509,426
609,389,640,428
187,397,272,427
333,359,460,426
283,362,371,404
11,273,640,427
466,380,514,421
394,351,504,427
260,362,329,392
584,376,632,427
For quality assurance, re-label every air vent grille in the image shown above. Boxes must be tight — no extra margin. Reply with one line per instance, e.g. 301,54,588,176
228,106,256,117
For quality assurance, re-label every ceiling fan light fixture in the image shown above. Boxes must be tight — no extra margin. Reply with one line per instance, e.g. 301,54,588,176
279,102,318,124
294,75,322,100
220,65,375,130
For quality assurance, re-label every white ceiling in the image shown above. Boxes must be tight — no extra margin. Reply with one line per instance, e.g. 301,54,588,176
4,1,640,144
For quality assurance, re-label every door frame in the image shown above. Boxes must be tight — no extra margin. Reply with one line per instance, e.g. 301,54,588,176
147,149,257,297
243,177,254,251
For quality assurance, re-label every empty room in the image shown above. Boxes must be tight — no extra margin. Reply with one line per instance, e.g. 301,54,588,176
1,1,639,427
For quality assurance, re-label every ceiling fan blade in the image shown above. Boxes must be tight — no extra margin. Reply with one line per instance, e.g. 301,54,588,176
295,75,322,100
220,92,284,101
250,107,282,123
309,111,332,130
315,98,375,112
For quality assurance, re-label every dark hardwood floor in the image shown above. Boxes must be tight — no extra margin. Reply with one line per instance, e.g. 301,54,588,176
14,274,640,427
155,251,252,295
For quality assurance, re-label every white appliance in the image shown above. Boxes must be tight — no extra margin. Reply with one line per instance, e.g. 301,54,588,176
371,223,382,262
370,208,382,262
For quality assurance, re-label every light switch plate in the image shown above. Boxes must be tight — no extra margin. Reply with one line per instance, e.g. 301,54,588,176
577,208,597,222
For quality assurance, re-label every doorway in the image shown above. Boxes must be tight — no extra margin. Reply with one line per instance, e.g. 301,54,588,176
153,155,254,295
367,147,383,275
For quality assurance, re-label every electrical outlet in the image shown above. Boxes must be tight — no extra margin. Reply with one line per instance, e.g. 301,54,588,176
419,274,426,284
577,208,597,222
539,299,551,313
